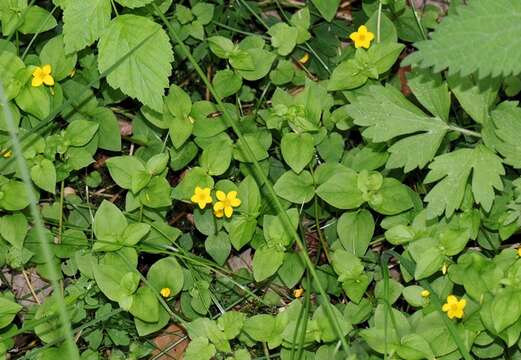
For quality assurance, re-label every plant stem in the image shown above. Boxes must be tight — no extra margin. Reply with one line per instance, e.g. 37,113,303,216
448,125,482,138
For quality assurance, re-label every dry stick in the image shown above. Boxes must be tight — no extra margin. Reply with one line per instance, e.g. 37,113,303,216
152,4,350,354
21,269,41,305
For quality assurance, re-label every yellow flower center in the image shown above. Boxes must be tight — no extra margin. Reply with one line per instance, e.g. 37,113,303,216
160,287,171,298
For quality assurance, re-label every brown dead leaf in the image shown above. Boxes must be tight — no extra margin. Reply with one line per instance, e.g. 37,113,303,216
151,324,189,360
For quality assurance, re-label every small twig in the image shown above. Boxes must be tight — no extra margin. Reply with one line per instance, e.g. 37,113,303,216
22,269,41,304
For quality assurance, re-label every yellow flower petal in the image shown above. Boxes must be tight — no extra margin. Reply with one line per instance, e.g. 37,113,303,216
43,74,54,86
31,76,43,87
230,197,241,207
298,53,309,64
227,191,237,200
214,208,224,218
160,287,171,298
442,303,450,312
216,190,226,201
421,290,430,297
446,295,458,304
42,64,52,75
224,206,233,218
358,25,368,34
213,201,224,211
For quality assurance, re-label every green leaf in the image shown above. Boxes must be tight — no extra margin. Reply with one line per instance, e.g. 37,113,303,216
184,337,216,360
172,167,213,201
200,139,233,176
229,216,256,251
205,231,231,266
18,6,57,34
40,35,77,81
93,200,127,242
98,14,173,112
268,23,298,56
337,210,374,257
424,145,504,218
0,295,22,329
311,0,340,22
114,0,153,8
243,314,276,342
0,213,27,249
274,170,314,204
208,36,235,58
63,0,111,54
106,156,145,189
65,119,99,146
129,287,159,323
369,178,413,215
491,289,521,333
316,166,363,209
403,0,521,79
407,68,451,121
327,58,368,91
278,252,305,288
253,245,285,282
212,69,242,98
280,132,314,174
89,107,121,151
490,101,521,168
236,48,276,81
346,85,448,172
0,181,29,211
147,257,184,297
31,158,56,193
367,42,405,75
139,177,172,208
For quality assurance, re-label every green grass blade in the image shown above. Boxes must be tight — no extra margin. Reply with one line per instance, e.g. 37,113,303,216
0,82,79,359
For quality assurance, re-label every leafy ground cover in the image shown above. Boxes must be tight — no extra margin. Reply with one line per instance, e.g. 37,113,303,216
1,0,521,359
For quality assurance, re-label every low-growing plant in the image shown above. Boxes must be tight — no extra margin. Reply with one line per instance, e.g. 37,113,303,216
1,0,521,359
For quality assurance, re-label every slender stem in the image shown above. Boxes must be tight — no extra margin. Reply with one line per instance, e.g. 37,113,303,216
377,1,383,43
57,180,65,243
262,342,271,359
314,197,331,263
152,4,350,354
448,125,482,138
21,5,58,60
408,0,427,40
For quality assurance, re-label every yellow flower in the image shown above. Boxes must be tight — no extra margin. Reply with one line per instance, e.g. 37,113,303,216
517,247,521,257
298,53,309,64
349,25,375,49
160,287,171,298
442,295,466,319
190,186,213,209
1,149,12,158
293,288,304,298
213,190,241,218
421,289,430,298
32,65,55,87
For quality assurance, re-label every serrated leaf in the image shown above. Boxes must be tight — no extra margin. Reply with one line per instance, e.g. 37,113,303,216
490,101,521,168
424,145,504,218
345,85,448,172
403,0,521,79
98,15,173,112
63,0,111,54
